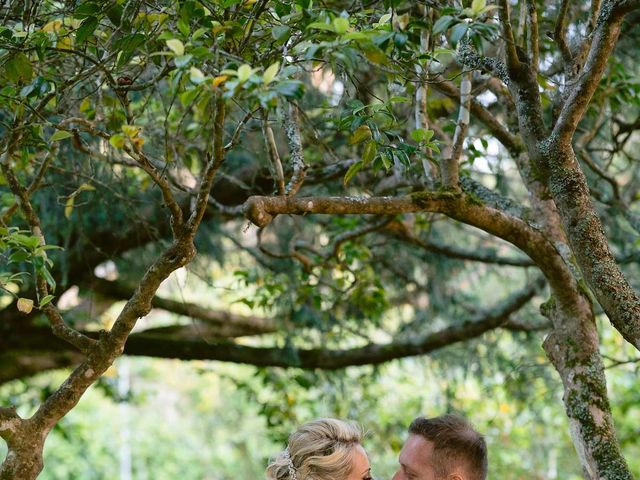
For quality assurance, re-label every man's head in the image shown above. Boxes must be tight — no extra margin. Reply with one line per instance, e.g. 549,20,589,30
392,414,487,480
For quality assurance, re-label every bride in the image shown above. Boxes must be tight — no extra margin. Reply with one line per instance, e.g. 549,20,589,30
266,418,373,480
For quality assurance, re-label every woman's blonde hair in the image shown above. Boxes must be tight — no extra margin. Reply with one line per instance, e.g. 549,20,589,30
266,418,363,480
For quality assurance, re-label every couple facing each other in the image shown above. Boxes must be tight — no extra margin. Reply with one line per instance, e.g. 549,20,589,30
266,414,487,480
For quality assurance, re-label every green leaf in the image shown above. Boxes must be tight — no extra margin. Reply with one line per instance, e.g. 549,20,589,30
450,23,468,46
38,294,55,309
65,195,75,219
192,27,208,41
121,125,141,138
109,133,126,149
433,15,455,34
174,54,193,68
306,21,336,32
50,130,73,142
10,233,40,249
333,17,349,35
411,128,435,143
75,2,101,17
361,43,388,65
342,32,370,41
40,267,56,292
349,125,372,145
343,161,363,186
380,152,392,170
180,88,200,106
177,18,190,37
4,53,33,84
274,80,305,99
272,26,290,42
377,13,392,25
471,0,487,15
9,251,29,263
166,39,185,56
237,64,254,83
189,66,206,84
426,142,441,153
362,140,377,166
263,62,279,84
76,16,98,43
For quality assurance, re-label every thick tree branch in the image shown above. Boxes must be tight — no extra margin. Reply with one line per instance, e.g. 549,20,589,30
126,276,544,368
0,407,22,444
242,193,582,311
3,280,542,370
552,1,630,143
542,141,640,351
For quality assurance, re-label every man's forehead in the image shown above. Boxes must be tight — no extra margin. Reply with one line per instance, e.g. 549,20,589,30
400,434,433,466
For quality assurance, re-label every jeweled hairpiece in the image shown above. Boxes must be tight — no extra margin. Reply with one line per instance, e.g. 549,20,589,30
282,448,298,480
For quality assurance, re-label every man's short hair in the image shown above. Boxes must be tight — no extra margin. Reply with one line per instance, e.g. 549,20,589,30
408,414,488,480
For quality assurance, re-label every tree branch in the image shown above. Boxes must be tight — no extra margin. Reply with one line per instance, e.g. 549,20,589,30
125,276,544,368
498,0,521,71
0,154,96,353
242,193,582,311
89,277,276,335
383,220,535,267
187,94,227,232
543,140,640,351
554,0,573,70
442,72,471,189
262,110,286,196
3,280,543,370
284,103,307,195
432,80,523,156
526,0,540,71
552,0,630,143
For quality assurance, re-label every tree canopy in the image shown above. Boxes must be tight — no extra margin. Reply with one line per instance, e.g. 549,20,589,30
1,0,640,478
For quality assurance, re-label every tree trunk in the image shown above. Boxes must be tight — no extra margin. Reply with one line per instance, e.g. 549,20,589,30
543,294,632,479
541,140,640,351
0,445,44,480
0,413,45,480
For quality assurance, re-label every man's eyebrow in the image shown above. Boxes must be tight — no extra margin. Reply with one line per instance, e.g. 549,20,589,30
400,463,416,475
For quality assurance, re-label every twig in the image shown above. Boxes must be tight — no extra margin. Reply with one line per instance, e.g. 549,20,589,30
261,110,286,196
554,0,573,72
442,71,471,189
497,0,521,70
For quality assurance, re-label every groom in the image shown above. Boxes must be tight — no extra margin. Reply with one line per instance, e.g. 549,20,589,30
392,414,488,480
